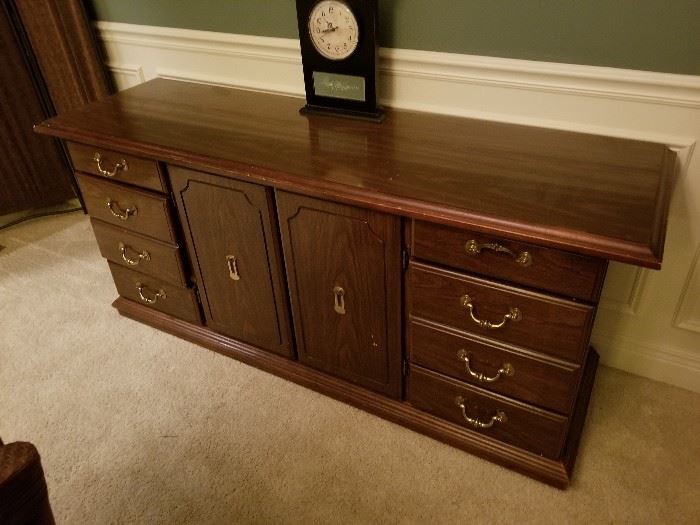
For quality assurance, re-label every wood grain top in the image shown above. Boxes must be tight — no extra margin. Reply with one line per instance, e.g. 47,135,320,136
35,78,675,267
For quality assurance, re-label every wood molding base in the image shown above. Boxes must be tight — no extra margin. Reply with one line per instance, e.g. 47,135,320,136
113,296,599,488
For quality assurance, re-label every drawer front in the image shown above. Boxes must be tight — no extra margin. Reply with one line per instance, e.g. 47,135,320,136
77,172,177,243
68,142,165,192
412,221,607,302
408,366,569,459
409,318,580,414
92,219,187,286
409,261,594,363
108,262,201,324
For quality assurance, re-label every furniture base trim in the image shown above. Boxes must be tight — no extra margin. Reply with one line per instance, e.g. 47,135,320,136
113,296,599,489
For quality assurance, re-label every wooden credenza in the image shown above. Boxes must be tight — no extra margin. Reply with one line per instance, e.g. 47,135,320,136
35,79,675,488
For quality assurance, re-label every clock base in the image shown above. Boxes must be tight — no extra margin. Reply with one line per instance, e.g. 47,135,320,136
300,104,385,123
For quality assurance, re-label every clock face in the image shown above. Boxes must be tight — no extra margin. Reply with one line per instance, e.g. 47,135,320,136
307,1,359,61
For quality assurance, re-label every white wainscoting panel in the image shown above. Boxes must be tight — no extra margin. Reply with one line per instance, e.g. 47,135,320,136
674,244,700,334
96,22,700,392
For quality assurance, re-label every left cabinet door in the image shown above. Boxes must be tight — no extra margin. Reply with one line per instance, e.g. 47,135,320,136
170,167,293,357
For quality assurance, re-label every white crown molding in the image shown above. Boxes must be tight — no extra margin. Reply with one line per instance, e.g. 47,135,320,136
96,21,700,110
97,22,302,63
380,48,700,109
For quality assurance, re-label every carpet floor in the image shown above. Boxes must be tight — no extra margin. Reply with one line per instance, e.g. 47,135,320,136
1,213,699,524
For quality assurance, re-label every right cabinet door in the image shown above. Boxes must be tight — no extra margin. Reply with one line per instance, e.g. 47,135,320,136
276,191,402,398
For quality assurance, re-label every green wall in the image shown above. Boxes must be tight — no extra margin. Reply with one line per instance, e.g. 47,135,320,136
89,0,700,75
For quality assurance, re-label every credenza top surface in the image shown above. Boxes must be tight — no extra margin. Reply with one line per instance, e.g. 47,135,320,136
36,78,675,268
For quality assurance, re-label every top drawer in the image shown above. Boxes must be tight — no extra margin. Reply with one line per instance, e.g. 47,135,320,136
67,142,166,193
411,221,607,302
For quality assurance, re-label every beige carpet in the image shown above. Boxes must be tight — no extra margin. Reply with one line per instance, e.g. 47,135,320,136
1,213,699,524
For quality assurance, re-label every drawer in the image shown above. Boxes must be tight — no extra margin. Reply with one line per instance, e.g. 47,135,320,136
408,261,594,363
411,221,607,302
92,219,188,286
77,172,178,243
408,366,569,459
409,318,581,414
67,142,166,192
108,262,201,324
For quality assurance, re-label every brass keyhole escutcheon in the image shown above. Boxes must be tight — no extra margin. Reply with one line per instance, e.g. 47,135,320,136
226,255,241,281
333,286,346,315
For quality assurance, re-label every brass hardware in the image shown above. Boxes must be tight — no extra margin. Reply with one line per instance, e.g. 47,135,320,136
136,282,166,304
371,333,379,350
465,239,532,267
119,242,150,266
454,396,507,429
461,294,521,330
226,255,241,281
106,198,137,220
456,349,514,383
93,152,128,177
333,286,346,315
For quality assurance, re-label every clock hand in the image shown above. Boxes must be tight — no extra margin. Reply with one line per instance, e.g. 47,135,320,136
321,21,337,33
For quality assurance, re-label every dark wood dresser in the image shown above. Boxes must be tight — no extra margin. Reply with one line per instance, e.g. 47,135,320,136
35,79,675,488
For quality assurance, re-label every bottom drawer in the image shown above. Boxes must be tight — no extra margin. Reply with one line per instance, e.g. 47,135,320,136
408,366,569,459
108,262,202,324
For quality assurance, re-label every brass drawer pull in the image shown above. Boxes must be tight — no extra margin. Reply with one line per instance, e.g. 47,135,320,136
226,255,241,281
119,242,150,266
136,282,166,304
465,239,532,267
456,349,514,383
333,286,346,315
461,294,521,330
93,152,128,177
455,396,507,429
106,198,137,220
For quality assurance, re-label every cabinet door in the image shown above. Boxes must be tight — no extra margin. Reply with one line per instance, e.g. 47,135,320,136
276,191,402,398
170,167,292,357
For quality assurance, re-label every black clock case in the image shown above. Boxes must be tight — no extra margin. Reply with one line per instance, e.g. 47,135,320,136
295,0,382,120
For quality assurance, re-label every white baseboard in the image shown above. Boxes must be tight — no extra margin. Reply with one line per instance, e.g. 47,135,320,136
591,335,700,393
96,21,700,393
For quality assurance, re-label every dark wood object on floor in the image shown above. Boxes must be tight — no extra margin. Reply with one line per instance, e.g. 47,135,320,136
35,79,676,488
0,439,55,525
